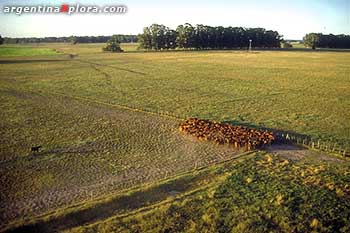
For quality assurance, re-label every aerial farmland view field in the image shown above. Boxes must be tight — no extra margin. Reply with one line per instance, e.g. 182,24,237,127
0,0,349,232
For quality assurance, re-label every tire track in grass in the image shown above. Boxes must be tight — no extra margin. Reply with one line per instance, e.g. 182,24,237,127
45,89,186,121
77,59,147,76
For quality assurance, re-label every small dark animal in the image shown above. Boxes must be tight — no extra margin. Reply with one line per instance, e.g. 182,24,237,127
31,146,42,153
69,54,77,59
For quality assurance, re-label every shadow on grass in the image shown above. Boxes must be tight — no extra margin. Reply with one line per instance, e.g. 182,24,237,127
77,59,147,76
5,170,206,233
222,120,311,149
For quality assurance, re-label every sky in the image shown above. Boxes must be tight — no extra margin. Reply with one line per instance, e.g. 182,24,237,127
0,0,349,39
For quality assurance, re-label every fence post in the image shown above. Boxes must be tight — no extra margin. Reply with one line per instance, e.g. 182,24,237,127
332,142,337,152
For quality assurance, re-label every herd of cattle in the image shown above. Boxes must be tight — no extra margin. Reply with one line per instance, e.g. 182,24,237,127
179,118,275,150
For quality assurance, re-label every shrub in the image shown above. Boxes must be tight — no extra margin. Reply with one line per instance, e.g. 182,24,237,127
102,35,124,52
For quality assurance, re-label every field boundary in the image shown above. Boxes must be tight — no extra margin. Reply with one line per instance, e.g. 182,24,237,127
275,133,350,157
70,178,223,233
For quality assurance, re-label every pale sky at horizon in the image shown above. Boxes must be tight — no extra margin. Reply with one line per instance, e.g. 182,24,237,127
0,0,349,39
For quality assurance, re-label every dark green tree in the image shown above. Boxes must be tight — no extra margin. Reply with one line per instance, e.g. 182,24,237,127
176,24,196,49
303,33,321,49
138,27,153,50
0,35,4,45
164,29,177,49
138,24,177,50
138,24,283,50
68,36,78,44
150,24,166,50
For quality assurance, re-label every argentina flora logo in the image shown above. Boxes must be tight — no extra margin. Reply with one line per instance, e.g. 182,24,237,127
2,4,127,15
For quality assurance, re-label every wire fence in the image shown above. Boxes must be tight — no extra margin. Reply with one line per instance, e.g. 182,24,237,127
39,89,350,158
275,132,349,158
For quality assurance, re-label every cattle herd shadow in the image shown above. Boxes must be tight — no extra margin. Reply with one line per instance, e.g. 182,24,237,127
222,120,311,150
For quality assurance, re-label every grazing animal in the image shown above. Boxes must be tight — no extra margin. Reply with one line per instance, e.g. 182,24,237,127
69,54,77,59
31,146,42,153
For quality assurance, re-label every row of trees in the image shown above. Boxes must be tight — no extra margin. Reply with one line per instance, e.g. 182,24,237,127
303,33,350,49
3,35,138,44
138,24,282,50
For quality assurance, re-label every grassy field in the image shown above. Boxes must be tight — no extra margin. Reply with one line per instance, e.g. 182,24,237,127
0,43,349,232
2,43,349,146
93,153,350,233
0,46,59,57
71,153,350,233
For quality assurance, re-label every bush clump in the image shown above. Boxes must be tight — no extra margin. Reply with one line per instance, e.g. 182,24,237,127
102,35,124,52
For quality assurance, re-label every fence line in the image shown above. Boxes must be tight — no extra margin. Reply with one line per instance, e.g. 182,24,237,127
21,88,350,158
44,90,188,122
275,133,349,158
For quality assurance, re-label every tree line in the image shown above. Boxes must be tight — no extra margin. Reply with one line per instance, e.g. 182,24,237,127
138,24,282,50
303,33,350,49
2,35,138,44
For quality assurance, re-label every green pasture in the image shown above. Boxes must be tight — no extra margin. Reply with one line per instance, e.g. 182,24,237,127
2,43,348,147
0,46,58,56
0,44,349,231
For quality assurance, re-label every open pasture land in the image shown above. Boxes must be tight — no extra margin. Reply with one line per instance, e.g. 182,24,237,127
2,43,349,147
0,46,59,57
0,44,350,230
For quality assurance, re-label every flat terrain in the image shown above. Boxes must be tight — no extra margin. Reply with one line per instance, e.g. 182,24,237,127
0,84,243,227
2,43,349,146
0,44,349,232
0,46,59,57
4,151,350,233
